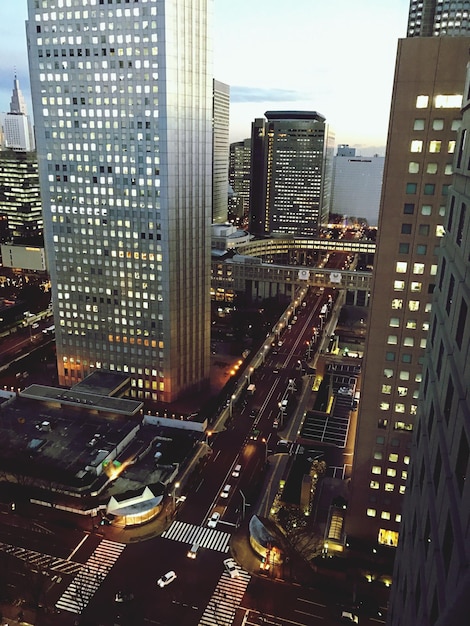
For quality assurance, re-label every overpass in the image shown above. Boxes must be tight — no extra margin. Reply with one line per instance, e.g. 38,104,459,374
211,236,376,306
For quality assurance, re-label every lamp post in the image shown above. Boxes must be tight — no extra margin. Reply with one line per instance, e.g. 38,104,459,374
172,481,180,511
262,344,269,364
229,394,236,417
247,367,254,386
239,489,247,520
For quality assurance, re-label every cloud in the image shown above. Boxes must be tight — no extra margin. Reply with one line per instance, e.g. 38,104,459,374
230,85,311,104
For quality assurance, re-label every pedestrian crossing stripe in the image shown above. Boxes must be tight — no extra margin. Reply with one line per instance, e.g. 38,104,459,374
161,520,231,553
0,541,83,576
55,539,126,614
198,567,251,625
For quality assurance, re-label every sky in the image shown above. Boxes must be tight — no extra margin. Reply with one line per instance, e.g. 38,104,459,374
0,0,410,156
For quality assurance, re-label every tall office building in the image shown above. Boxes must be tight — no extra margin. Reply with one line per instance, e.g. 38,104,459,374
330,147,384,226
387,63,470,626
0,150,43,241
407,0,470,37
229,138,251,222
212,79,230,224
26,0,213,403
249,111,334,238
1,76,35,151
346,24,470,545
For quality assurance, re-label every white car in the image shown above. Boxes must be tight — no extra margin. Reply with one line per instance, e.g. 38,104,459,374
208,512,220,528
223,558,239,578
341,611,359,624
220,484,231,498
157,571,177,588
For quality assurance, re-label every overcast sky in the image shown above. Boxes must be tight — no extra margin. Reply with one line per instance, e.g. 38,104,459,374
1,1,410,155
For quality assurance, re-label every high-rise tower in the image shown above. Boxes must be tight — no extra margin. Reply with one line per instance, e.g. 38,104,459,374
212,79,230,224
1,76,35,151
26,0,213,403
387,62,470,626
249,111,334,238
346,2,470,548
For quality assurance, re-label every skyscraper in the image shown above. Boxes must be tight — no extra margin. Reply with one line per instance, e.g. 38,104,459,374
26,0,213,403
229,138,251,222
407,0,470,37
387,61,470,626
346,9,470,546
212,79,230,224
249,111,334,238
1,76,35,151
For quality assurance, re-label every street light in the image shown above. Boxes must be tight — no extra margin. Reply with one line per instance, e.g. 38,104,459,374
229,394,236,417
172,481,180,511
247,367,254,385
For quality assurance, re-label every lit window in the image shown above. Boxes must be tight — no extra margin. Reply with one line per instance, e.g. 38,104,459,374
413,263,425,274
384,369,393,378
390,317,400,327
385,483,394,492
432,119,444,130
408,162,419,173
395,403,405,413
434,94,462,108
382,385,392,394
406,319,417,329
387,335,398,345
426,163,438,174
399,371,410,381
416,95,429,108
397,386,408,396
387,468,397,477
409,300,420,311
389,454,399,462
370,481,380,490
392,299,403,310
399,485,406,494
396,262,407,273
404,456,410,465
394,280,405,291
429,140,441,153
402,471,408,480
396,514,402,523
410,282,421,293
413,119,425,130
448,141,456,154
381,511,391,520
372,466,382,475
421,205,432,215
380,402,390,410
367,509,377,517
374,451,383,460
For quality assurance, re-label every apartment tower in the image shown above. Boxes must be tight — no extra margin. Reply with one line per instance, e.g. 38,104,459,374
228,138,251,222
249,111,334,237
346,3,470,547
387,62,470,626
26,0,213,403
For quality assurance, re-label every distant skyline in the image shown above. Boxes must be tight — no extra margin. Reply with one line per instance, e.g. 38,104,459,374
1,0,410,155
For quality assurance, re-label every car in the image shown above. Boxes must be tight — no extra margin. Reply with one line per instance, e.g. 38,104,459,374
208,512,220,528
157,571,177,588
249,428,260,441
278,340,283,346
223,558,239,578
114,591,134,603
341,611,359,623
273,418,279,429
249,408,258,419
220,484,231,498
231,464,242,478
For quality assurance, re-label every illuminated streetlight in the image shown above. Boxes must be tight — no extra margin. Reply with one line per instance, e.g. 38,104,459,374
172,481,180,511
229,394,236,417
247,366,254,385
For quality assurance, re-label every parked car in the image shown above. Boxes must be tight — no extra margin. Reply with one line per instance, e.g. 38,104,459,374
208,512,220,528
157,571,177,588
341,611,359,624
223,558,239,578
114,591,134,603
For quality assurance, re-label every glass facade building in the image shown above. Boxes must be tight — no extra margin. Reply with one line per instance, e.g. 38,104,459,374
26,0,213,403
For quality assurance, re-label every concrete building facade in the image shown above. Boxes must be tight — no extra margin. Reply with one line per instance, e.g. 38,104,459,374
26,0,213,403
331,148,384,226
346,35,470,547
387,62,470,626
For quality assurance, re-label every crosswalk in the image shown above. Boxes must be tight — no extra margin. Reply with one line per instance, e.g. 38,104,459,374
161,520,231,553
199,566,251,626
55,539,126,614
0,541,83,576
